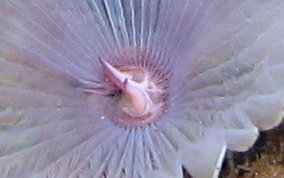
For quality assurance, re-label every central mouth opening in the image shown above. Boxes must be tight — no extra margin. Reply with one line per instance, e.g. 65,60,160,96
101,60,165,127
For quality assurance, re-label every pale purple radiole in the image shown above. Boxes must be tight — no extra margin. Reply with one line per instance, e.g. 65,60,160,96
0,0,283,178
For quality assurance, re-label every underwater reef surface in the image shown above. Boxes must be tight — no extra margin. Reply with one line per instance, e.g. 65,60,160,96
0,0,283,178
220,123,284,178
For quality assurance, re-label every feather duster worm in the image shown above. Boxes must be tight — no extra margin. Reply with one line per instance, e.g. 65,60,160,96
0,0,284,178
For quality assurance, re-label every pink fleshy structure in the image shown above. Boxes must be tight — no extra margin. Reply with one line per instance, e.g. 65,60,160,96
0,1,284,178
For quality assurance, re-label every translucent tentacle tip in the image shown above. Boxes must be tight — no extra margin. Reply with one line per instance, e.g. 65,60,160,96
101,60,164,126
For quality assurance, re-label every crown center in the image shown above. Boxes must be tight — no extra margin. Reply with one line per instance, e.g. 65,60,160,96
101,60,163,118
